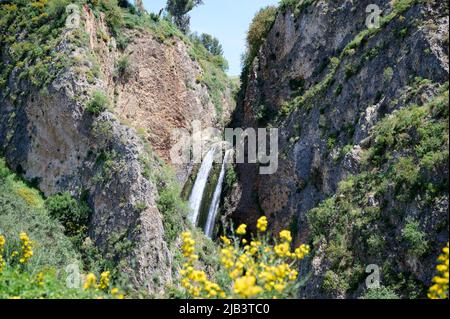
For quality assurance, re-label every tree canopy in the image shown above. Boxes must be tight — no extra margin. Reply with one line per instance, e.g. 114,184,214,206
166,0,203,33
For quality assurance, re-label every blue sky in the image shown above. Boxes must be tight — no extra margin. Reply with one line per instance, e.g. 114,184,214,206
142,0,279,76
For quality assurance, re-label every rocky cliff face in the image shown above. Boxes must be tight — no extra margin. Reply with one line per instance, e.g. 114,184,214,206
231,0,448,298
0,3,232,294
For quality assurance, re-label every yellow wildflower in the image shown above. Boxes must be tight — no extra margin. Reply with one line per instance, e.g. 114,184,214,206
279,230,292,243
220,236,231,245
179,214,311,299
35,272,45,286
181,232,198,262
294,244,310,260
249,241,261,255
98,271,110,290
236,224,247,235
428,242,449,299
83,273,97,290
234,275,263,298
111,287,119,295
274,242,291,258
256,216,268,232
18,232,33,264
0,235,5,273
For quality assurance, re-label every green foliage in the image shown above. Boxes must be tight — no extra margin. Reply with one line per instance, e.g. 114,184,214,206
166,0,203,33
189,33,229,72
0,158,128,298
86,90,110,115
383,67,394,83
225,166,237,190
197,33,223,56
279,0,315,17
115,55,131,79
277,0,419,117
401,219,428,257
366,234,385,255
188,39,229,114
155,165,189,245
244,6,277,68
322,270,349,294
45,192,90,245
0,158,80,272
0,0,73,91
306,83,449,298
99,0,124,34
327,136,336,150
360,286,400,299
0,265,116,299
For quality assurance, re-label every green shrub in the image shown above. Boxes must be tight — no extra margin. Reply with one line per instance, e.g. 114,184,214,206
367,234,385,255
0,158,11,180
45,192,90,243
155,165,189,245
392,157,420,191
245,6,277,67
383,67,394,83
86,91,109,115
45,0,70,18
360,286,400,299
116,55,130,78
306,84,448,298
322,270,349,294
401,219,428,257
0,159,80,271
100,0,124,34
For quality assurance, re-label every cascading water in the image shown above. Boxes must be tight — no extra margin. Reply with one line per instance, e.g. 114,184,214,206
204,149,233,238
187,148,216,225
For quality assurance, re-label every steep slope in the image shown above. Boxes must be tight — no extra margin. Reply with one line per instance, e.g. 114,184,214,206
0,0,233,294
231,0,448,298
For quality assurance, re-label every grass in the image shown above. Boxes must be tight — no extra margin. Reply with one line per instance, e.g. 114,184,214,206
0,157,129,298
0,159,81,272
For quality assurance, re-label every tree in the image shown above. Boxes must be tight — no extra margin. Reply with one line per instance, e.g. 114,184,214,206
166,0,203,33
199,33,223,56
134,0,145,13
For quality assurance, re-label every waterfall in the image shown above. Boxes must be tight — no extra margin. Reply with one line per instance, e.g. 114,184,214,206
187,148,216,225
204,149,233,238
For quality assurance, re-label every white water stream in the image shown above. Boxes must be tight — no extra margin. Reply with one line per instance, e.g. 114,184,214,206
204,149,233,238
187,148,216,225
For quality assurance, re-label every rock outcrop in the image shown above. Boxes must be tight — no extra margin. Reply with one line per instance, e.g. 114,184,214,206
0,3,233,294
231,0,448,298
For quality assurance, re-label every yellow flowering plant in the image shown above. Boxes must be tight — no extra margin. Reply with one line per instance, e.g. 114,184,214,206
82,271,124,298
0,234,5,273
179,216,310,299
18,232,33,264
0,232,124,299
428,242,449,299
2,232,34,267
